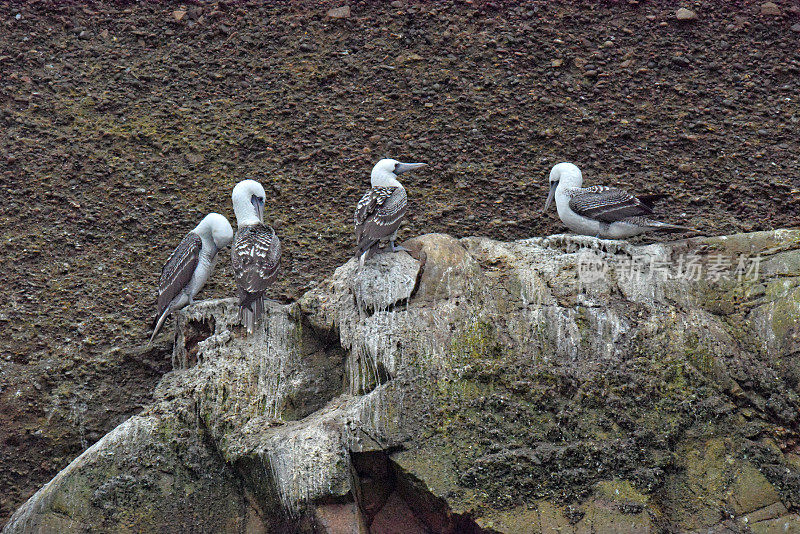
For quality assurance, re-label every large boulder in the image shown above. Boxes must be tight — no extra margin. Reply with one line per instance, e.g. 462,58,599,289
6,231,800,533
1,409,252,533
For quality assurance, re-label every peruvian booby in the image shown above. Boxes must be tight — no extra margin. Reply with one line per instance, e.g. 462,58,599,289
149,213,234,344
354,158,426,266
543,162,696,239
231,179,281,334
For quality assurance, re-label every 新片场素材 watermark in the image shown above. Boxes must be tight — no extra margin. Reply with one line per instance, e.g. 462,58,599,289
576,250,761,284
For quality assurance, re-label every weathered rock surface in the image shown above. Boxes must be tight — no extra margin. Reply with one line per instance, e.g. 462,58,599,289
6,231,800,533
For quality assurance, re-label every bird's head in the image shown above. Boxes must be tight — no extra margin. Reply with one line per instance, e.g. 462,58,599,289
210,213,234,248
232,179,267,226
544,162,583,212
370,158,427,188
195,213,234,249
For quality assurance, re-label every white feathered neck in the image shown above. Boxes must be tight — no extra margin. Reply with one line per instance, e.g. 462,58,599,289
550,162,584,190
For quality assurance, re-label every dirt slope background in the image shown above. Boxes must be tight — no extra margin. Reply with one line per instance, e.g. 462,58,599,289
0,0,798,526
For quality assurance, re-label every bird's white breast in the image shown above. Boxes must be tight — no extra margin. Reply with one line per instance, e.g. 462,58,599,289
555,189,601,236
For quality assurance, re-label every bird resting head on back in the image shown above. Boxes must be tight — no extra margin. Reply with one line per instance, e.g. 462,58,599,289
194,212,234,249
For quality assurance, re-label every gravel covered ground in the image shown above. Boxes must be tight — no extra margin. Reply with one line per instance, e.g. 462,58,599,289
1,0,798,526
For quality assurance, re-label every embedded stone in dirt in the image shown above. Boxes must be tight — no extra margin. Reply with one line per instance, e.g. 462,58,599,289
327,6,351,19
760,2,781,16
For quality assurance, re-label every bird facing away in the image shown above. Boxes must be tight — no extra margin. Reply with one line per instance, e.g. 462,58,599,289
150,213,234,344
354,158,427,266
231,179,281,334
543,162,696,239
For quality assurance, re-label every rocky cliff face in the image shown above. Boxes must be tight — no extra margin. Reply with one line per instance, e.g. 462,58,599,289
6,231,800,533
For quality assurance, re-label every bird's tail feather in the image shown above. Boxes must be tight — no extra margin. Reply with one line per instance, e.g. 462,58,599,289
357,243,379,268
638,193,669,207
148,308,171,345
355,237,380,259
647,220,699,233
240,297,264,334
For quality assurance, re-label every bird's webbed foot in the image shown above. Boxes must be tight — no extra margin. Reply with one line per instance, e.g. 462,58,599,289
390,241,409,253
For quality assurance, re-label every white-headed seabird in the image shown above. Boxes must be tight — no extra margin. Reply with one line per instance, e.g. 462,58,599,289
543,162,697,239
231,179,281,334
149,213,234,344
354,158,426,266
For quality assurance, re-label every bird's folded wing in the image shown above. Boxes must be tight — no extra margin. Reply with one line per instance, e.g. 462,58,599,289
355,187,406,250
232,225,281,293
355,188,392,236
569,186,653,222
157,232,202,315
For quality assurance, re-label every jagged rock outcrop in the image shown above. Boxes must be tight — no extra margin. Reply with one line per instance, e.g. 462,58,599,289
5,231,800,533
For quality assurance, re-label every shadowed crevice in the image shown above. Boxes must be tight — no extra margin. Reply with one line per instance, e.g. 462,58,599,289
349,450,495,534
182,317,215,367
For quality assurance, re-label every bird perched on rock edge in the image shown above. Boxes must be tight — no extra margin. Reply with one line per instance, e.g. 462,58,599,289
231,179,281,334
149,213,234,344
354,158,426,267
543,162,697,239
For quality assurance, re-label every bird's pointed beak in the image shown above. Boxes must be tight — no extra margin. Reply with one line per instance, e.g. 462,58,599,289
251,197,265,222
394,162,427,175
543,182,557,212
